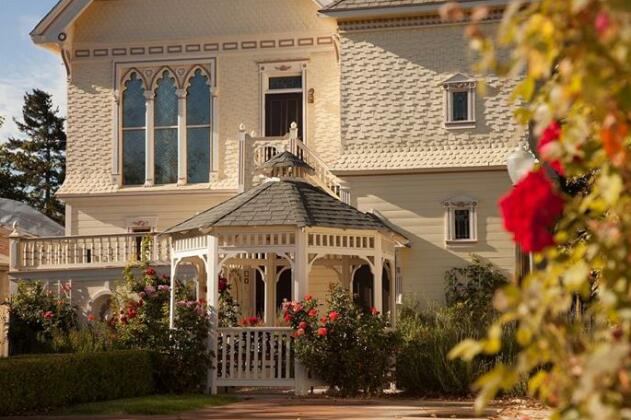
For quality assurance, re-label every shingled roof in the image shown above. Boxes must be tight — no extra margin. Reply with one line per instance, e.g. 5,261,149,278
262,151,314,172
165,179,390,234
324,0,450,10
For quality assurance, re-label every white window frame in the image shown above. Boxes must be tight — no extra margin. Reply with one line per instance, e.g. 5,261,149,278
442,74,476,129
258,60,307,142
443,195,478,244
112,58,218,188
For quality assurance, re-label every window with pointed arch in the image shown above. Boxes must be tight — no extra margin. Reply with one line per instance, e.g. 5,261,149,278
154,70,179,185
122,72,146,186
186,68,212,184
120,65,213,186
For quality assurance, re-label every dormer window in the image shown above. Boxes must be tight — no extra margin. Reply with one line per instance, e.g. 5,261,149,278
443,74,476,129
443,195,478,244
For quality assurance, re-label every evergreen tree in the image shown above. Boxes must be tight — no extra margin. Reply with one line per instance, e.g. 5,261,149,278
5,90,66,223
0,143,26,202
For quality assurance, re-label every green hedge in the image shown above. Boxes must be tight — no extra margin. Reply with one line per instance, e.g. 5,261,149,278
0,350,155,415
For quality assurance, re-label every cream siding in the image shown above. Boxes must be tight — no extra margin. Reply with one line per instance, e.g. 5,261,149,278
66,193,233,235
345,170,515,303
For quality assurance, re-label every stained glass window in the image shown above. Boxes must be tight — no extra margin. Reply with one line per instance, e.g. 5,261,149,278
122,72,146,185
154,71,178,184
186,69,211,183
452,91,469,121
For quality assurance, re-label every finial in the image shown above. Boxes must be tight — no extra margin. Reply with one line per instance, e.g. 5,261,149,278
290,122,297,129
10,221,20,237
239,123,246,132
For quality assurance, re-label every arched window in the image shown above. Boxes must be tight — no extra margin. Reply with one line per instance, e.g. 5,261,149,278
186,69,211,183
154,70,178,185
276,269,292,309
122,72,146,186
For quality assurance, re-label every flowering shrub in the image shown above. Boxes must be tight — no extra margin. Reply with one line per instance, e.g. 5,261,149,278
113,258,212,393
284,285,398,395
442,0,631,416
239,316,262,327
8,282,77,355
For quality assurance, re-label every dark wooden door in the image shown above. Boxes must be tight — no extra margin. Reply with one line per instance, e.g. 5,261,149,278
265,92,302,138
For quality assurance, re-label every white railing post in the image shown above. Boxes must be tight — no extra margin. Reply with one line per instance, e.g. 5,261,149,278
9,223,21,271
206,235,219,395
238,123,247,193
293,230,309,396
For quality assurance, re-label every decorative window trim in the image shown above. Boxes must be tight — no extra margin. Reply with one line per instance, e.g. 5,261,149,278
125,216,158,232
442,74,477,129
443,195,478,245
112,58,218,188
258,60,308,143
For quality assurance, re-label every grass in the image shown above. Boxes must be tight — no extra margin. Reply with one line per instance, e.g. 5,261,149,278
57,394,238,416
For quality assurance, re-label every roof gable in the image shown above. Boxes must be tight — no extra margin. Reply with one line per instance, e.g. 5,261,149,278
32,0,334,47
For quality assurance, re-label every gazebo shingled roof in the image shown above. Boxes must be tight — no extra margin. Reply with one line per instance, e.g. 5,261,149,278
165,179,391,234
261,151,314,172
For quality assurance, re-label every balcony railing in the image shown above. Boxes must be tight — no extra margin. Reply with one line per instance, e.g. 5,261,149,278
238,122,351,204
9,232,170,272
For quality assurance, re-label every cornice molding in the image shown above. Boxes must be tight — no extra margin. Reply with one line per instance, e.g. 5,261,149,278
338,8,503,32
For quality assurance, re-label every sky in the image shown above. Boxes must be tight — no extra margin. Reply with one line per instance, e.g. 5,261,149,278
0,0,66,141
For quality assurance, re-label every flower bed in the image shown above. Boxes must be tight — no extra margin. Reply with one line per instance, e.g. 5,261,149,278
0,350,155,416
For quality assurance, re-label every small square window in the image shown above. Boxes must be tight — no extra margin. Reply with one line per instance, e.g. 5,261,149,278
444,196,478,244
452,91,469,122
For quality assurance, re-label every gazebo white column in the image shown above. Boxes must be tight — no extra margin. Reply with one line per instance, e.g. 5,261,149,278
169,256,180,329
206,234,220,395
293,229,309,396
373,238,384,314
264,253,277,325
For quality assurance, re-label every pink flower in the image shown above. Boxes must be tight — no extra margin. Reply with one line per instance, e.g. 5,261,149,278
42,311,54,320
595,11,610,36
158,285,170,292
295,328,305,337
317,327,327,337
291,302,304,312
328,311,339,322
298,321,307,330
308,308,318,318
304,295,313,301
87,313,95,322
370,307,379,316
145,267,156,276
144,285,156,296
537,121,564,175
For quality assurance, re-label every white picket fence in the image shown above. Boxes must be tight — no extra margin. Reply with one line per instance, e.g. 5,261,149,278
215,327,296,387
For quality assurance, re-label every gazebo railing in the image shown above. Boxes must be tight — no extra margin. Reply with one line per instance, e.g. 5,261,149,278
216,327,295,387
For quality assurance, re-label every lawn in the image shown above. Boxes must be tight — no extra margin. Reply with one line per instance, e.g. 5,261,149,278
57,394,238,415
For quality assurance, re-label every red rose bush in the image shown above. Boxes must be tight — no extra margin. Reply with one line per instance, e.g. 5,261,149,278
283,285,398,395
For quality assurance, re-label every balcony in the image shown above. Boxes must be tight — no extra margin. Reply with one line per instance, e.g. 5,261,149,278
238,122,351,204
9,232,170,273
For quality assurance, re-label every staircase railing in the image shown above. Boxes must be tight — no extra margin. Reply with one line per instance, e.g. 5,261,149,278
238,123,350,204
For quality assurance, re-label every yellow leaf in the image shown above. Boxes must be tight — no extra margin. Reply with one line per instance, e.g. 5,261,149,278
448,339,483,361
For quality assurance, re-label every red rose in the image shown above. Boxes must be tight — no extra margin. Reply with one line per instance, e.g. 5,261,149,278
537,121,564,175
304,295,313,301
284,313,292,322
42,311,54,320
127,308,137,319
328,311,339,322
320,316,328,324
298,321,307,330
308,308,318,318
595,11,611,36
87,313,95,322
370,307,379,316
295,328,305,337
145,267,156,276
499,169,564,252
317,327,327,337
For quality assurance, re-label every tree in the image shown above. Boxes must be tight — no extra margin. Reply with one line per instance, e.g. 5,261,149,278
5,90,66,223
0,116,26,201
443,1,631,418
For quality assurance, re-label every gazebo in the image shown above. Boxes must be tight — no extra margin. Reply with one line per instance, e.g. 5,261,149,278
164,151,407,393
